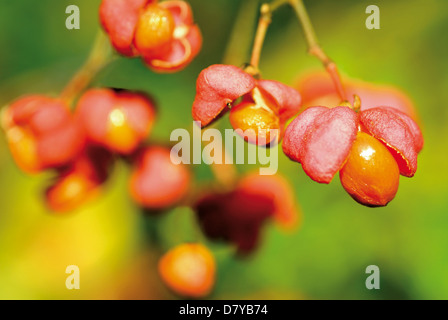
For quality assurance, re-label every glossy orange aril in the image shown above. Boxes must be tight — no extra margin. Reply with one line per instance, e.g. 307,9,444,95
44,147,113,213
3,95,85,173
229,101,279,146
45,173,99,213
105,107,137,154
158,243,215,298
134,4,175,54
75,88,156,155
5,126,39,173
339,131,400,207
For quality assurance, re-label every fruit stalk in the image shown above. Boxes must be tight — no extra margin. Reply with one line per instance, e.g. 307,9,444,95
248,0,290,73
249,4,272,71
60,30,114,106
289,0,347,101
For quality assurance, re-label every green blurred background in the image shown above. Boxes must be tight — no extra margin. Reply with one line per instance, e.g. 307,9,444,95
0,0,447,299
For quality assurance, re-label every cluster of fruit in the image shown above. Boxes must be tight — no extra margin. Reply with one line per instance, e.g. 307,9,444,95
1,88,191,212
100,0,202,72
192,66,423,208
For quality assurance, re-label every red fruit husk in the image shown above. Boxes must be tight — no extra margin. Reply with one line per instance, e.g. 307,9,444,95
257,80,302,123
195,188,275,255
237,173,300,230
75,88,156,154
100,0,202,72
359,106,423,177
283,106,359,183
160,0,193,25
144,1,202,72
99,0,150,56
192,64,256,127
129,146,191,210
37,121,85,168
4,95,85,173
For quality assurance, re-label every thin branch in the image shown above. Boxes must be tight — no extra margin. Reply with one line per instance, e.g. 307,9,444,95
60,31,114,106
289,0,347,101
